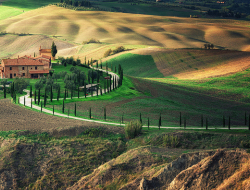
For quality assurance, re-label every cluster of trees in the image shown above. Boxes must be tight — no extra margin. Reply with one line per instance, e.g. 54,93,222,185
204,43,214,49
58,57,88,68
207,9,242,18
60,0,92,7
104,46,125,57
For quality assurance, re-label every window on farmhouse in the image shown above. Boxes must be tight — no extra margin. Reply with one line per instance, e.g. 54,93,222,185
14,73,16,77
10,67,12,70
35,66,37,70
22,73,25,76
22,67,24,70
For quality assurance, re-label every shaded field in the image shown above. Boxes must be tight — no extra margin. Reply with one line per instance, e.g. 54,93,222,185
0,99,116,132
149,68,250,104
1,5,250,51
57,76,250,128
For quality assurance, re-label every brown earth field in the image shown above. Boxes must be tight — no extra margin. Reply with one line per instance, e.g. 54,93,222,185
1,5,250,60
56,76,250,128
0,99,123,133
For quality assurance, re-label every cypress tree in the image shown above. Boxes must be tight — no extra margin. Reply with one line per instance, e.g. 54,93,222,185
96,60,98,68
13,92,16,103
85,56,86,65
184,117,186,129
71,87,73,99
78,87,79,98
91,70,94,83
34,90,37,104
67,89,68,97
64,89,66,100
3,85,6,98
100,60,102,69
84,83,86,98
100,87,102,96
206,118,208,130
148,117,149,130
245,112,247,125
228,116,231,130
41,101,42,112
106,62,108,71
24,96,25,106
10,83,13,98
201,114,203,127
53,105,54,115
140,113,142,124
30,85,32,98
57,86,60,101
89,107,91,119
180,112,182,127
50,85,53,102
107,80,109,93
249,114,250,130
223,115,225,127
44,90,46,107
110,76,112,92
68,108,69,117
62,100,65,113
104,107,106,120
97,85,98,96
122,114,123,123
75,103,76,116
113,77,114,91
91,84,93,97
31,98,32,108
115,66,116,73
38,89,40,105
158,113,161,130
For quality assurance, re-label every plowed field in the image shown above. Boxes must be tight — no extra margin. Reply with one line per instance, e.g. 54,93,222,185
0,99,119,132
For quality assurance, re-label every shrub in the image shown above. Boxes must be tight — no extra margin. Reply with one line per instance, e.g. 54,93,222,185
125,120,142,139
113,46,125,54
163,134,180,148
104,49,112,57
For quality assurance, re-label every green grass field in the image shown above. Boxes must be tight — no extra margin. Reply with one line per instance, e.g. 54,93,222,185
0,6,24,20
104,53,164,78
2,0,60,11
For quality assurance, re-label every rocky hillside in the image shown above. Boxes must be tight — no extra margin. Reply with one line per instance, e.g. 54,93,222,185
69,149,250,190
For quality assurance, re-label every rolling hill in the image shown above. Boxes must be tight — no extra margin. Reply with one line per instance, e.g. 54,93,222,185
0,5,250,52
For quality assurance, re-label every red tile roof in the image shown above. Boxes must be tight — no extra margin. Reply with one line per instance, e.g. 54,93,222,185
2,59,45,66
29,70,50,74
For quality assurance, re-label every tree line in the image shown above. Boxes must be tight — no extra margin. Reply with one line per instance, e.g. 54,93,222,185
60,0,92,7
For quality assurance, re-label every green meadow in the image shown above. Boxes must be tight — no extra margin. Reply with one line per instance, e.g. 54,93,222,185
104,53,164,78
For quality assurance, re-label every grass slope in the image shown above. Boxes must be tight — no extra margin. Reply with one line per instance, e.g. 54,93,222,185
2,0,60,11
0,6,24,20
104,53,164,78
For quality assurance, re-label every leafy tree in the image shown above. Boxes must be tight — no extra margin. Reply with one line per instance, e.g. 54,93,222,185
14,77,29,94
51,41,57,58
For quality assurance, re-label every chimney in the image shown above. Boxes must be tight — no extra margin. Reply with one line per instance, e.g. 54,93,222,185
18,55,19,59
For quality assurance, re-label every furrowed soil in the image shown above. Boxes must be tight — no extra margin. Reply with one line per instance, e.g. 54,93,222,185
0,99,122,132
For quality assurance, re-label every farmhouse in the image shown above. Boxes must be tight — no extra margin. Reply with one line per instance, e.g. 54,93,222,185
39,46,54,60
0,55,51,79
